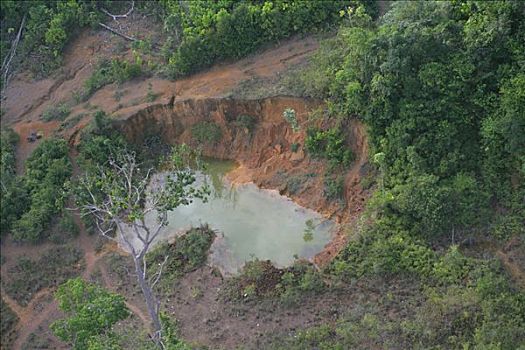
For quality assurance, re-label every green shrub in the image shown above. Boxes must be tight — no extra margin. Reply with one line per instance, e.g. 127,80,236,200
291,143,300,153
48,212,80,243
191,121,222,144
11,138,71,242
41,103,70,122
306,127,353,167
51,278,129,350
59,113,85,131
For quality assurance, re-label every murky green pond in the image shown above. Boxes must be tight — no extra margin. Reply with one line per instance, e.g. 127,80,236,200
123,159,335,275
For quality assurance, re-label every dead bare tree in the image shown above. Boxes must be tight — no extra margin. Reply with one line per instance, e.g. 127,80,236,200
76,145,209,347
97,22,138,42
101,0,135,21
1,14,26,96
98,0,138,41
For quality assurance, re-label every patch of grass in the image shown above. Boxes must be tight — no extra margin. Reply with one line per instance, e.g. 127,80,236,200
41,103,70,122
1,298,18,349
191,121,222,144
2,245,83,306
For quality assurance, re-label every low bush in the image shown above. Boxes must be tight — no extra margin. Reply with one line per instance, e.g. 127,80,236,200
225,259,325,305
58,113,85,131
224,259,283,301
191,121,222,144
49,212,80,243
51,278,129,350
147,226,215,289
41,103,70,122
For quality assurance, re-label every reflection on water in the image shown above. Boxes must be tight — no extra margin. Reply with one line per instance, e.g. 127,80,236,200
122,158,336,275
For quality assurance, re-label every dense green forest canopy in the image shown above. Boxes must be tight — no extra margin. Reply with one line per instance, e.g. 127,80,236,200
298,0,524,240
1,0,376,78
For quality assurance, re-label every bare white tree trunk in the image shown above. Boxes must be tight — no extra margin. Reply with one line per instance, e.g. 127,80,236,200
78,148,206,348
1,14,26,96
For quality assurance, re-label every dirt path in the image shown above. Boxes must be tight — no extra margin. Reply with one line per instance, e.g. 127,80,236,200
1,19,325,349
98,263,151,329
3,286,58,350
1,151,152,349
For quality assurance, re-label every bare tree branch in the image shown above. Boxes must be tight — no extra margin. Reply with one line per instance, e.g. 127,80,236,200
1,14,26,96
98,22,138,42
150,255,170,289
102,1,135,20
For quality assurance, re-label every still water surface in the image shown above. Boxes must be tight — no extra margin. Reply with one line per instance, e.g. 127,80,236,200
123,159,335,275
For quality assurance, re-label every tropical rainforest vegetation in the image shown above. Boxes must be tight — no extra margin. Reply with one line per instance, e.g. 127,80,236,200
0,0,523,349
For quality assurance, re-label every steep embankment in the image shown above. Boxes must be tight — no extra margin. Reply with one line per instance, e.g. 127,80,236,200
116,96,370,257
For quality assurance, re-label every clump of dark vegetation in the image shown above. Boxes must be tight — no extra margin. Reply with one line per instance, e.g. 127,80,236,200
147,226,215,290
0,131,72,242
0,128,19,235
232,115,258,135
224,259,324,306
1,298,18,349
191,121,223,145
2,245,83,306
